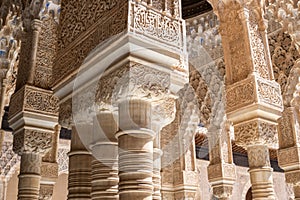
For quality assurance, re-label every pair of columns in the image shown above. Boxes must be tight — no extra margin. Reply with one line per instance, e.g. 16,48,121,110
68,99,162,200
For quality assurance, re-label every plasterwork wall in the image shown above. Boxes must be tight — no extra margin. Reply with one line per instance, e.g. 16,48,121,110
196,160,292,200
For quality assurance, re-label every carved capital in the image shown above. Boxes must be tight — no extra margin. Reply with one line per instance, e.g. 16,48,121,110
235,119,278,148
247,144,270,168
278,147,300,171
41,162,58,179
39,184,54,200
278,107,300,149
208,163,236,182
13,129,53,155
58,98,72,129
96,61,171,106
212,185,234,200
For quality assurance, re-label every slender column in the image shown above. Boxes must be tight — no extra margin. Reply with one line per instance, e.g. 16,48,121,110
207,122,236,200
28,20,41,84
91,111,119,199
68,125,92,200
247,145,275,199
10,129,55,200
0,179,7,200
277,107,300,199
18,152,42,200
207,0,283,198
39,125,60,200
117,99,154,200
153,148,162,200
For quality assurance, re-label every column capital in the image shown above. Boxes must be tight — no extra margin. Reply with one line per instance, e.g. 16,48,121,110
247,144,271,168
13,129,53,156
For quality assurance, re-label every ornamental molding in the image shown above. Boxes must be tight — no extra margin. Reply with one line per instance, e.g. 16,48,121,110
128,1,184,51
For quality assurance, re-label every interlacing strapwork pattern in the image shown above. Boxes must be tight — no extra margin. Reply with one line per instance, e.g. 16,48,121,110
0,139,20,182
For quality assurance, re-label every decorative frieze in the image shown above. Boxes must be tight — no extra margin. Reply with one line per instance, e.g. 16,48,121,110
129,1,184,51
54,1,128,85
9,85,59,119
226,75,283,114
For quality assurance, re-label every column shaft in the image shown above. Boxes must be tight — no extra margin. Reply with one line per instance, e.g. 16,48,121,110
247,145,275,200
68,126,92,200
91,111,119,199
18,152,42,200
153,148,162,200
117,99,154,200
117,131,154,200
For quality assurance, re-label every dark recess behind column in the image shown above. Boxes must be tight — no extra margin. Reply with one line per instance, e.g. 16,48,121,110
182,0,212,19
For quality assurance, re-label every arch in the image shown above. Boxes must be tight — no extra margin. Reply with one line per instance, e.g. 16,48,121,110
245,187,253,200
284,60,300,107
241,180,252,200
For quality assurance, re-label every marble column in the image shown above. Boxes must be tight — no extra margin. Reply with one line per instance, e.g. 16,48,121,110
68,125,92,200
247,145,275,199
18,152,42,200
0,179,7,200
117,99,155,200
153,147,162,200
207,0,283,198
278,107,300,199
90,111,119,199
39,125,60,200
207,122,236,200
